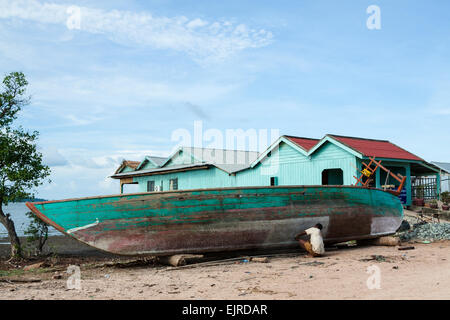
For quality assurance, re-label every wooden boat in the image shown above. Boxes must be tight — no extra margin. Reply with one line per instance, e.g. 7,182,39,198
26,185,403,256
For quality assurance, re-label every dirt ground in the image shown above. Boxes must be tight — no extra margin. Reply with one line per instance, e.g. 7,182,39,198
1,240,449,300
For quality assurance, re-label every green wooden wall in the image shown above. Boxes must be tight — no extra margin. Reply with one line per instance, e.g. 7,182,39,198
133,141,360,192
126,140,420,207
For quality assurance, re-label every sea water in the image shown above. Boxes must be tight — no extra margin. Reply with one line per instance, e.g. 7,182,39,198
0,203,59,241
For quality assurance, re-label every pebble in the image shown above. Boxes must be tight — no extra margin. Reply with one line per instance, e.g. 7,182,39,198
52,272,62,280
398,222,450,241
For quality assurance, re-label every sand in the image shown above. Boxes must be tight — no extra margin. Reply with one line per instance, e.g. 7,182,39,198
1,240,449,300
1,209,449,300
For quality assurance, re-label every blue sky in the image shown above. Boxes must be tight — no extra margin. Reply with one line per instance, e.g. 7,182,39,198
1,0,449,200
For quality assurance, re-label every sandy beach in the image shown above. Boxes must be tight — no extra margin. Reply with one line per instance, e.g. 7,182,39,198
1,210,449,300
1,238,449,300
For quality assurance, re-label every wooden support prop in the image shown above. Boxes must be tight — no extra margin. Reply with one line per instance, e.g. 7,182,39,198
250,257,269,263
158,254,204,267
358,236,400,247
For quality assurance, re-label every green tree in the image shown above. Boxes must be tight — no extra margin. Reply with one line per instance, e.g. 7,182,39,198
0,72,50,258
24,211,49,256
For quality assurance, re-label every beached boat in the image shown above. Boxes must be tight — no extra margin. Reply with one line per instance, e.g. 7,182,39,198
26,185,403,256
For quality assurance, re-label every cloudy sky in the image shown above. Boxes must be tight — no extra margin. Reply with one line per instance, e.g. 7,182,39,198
1,0,449,200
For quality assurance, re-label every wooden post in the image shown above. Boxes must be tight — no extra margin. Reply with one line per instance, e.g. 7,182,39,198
437,171,441,201
120,177,135,194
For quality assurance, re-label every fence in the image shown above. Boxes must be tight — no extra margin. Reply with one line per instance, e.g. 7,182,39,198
411,176,437,200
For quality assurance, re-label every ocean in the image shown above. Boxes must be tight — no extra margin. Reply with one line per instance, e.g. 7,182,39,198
0,202,59,240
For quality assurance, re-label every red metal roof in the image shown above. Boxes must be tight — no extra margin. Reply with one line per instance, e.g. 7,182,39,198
285,136,320,151
329,135,424,161
285,134,423,161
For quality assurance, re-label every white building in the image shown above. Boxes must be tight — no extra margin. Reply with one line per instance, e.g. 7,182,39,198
432,162,450,193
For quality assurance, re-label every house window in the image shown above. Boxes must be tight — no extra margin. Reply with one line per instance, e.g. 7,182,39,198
322,169,344,186
270,177,278,186
169,178,178,190
147,181,155,192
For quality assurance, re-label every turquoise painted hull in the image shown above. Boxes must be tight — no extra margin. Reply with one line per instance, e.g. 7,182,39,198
26,185,403,256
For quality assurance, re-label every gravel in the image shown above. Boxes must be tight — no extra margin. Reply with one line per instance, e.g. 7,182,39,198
398,221,450,242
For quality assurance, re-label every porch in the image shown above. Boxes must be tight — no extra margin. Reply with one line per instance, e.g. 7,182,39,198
360,159,440,207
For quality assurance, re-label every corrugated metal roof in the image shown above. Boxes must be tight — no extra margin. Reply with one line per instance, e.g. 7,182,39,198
147,156,168,167
112,147,258,178
285,134,423,161
431,162,450,174
214,163,252,173
111,148,258,178
329,135,424,161
180,147,259,166
111,163,211,178
285,136,320,151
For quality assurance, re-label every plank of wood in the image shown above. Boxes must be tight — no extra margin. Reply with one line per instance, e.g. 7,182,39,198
398,246,415,251
359,236,400,247
158,254,204,267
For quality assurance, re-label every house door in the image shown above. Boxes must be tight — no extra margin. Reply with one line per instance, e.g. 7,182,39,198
322,169,344,185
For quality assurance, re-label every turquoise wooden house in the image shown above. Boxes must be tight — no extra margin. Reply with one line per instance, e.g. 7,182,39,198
112,134,441,207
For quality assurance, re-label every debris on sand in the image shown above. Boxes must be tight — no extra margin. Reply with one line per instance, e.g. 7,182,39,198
299,261,324,267
0,278,41,284
359,255,387,262
23,261,48,271
92,257,157,269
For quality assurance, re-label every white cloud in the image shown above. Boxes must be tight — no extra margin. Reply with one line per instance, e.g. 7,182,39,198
186,18,208,29
28,74,243,122
37,147,171,199
0,0,273,63
62,114,104,126
41,146,68,167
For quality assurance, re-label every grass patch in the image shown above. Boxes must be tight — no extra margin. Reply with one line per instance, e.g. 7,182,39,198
0,269,25,277
0,266,55,278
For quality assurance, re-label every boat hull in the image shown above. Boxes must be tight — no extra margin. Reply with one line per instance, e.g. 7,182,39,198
26,185,403,256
